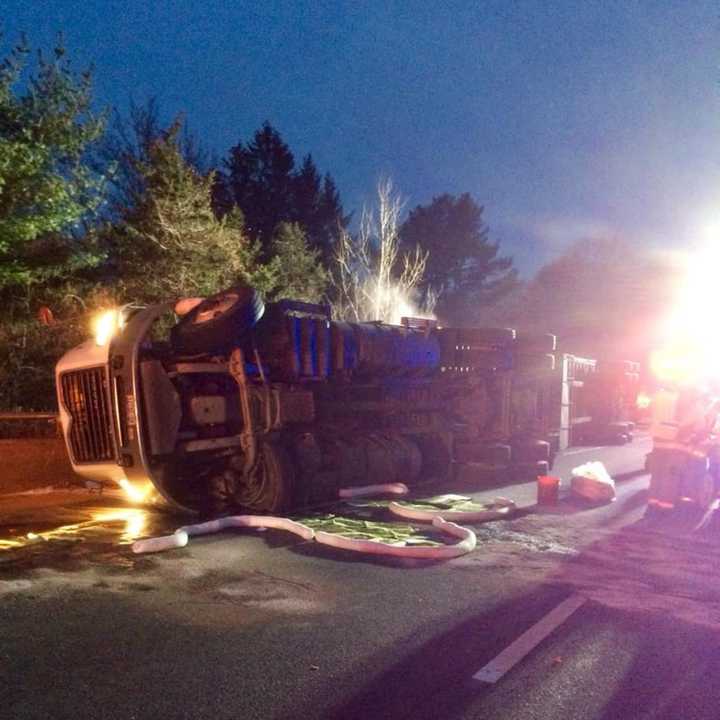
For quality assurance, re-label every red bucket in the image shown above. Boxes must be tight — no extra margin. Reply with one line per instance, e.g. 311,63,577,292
537,475,560,505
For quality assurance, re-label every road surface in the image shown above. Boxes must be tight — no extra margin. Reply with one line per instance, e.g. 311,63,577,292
3,436,720,720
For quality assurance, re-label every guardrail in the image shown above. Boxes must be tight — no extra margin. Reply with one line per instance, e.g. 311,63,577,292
0,412,59,439
0,412,57,421
0,412,81,494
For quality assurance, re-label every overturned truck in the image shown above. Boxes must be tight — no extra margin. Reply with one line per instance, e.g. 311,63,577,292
56,286,560,514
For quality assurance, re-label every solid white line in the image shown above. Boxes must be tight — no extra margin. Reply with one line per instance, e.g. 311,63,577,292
473,594,586,684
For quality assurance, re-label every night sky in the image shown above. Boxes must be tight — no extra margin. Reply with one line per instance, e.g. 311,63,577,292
4,1,719,274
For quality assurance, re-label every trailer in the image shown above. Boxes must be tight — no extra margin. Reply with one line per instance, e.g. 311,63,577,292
556,355,641,450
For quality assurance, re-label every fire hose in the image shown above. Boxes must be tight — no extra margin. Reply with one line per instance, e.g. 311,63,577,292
131,486,500,559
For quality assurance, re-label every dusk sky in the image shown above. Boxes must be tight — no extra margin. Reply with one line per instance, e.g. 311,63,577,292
5,1,719,274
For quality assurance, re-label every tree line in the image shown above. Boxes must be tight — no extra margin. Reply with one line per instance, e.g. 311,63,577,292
1,35,674,410
0,36,520,409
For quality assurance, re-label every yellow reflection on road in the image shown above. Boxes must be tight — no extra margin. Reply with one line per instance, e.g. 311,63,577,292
118,478,154,504
0,508,149,551
91,508,147,543
0,539,24,550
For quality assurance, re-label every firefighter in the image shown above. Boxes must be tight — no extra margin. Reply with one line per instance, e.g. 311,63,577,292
647,382,720,512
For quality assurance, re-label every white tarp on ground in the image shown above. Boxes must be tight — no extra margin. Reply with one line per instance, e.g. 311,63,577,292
570,461,616,503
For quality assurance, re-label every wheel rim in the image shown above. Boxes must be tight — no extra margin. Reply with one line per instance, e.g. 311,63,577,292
234,444,287,512
193,292,239,324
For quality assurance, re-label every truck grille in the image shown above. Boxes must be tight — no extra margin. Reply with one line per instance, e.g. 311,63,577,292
60,367,115,463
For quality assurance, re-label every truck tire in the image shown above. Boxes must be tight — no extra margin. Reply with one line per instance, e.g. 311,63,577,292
607,421,634,434
234,438,294,513
695,472,716,511
171,285,265,354
416,433,452,482
604,428,631,445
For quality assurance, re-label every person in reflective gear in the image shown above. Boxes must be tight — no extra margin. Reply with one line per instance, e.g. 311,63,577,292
647,385,720,510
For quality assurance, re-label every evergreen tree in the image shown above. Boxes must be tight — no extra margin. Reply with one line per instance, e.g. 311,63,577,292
0,36,106,290
292,154,322,247
215,122,347,264
268,222,327,303
99,97,209,218
399,193,517,325
110,120,275,303
219,122,295,254
290,157,348,266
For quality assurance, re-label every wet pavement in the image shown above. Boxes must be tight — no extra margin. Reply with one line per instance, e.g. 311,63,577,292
7,436,720,719
0,439,640,577
0,488,179,577
0,435,651,574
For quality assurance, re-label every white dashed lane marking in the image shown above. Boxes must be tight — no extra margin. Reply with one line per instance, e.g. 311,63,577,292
473,594,586,684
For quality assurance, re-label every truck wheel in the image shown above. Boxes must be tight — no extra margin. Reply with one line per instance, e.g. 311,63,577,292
416,433,452,482
234,439,294,513
171,285,265,354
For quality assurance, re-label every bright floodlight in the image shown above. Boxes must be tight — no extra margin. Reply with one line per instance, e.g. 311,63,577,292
653,243,720,385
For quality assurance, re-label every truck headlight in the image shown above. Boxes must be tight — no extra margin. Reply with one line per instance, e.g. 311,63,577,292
93,309,124,346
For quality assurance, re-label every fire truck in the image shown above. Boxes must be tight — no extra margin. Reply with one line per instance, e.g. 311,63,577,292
54,285,636,514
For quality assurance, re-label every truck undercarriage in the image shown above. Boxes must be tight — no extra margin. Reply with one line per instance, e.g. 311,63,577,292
56,287,568,514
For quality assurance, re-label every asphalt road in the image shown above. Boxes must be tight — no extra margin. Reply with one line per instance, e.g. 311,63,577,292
4,436,720,720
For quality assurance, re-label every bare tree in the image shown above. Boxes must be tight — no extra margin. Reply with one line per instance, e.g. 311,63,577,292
332,178,432,324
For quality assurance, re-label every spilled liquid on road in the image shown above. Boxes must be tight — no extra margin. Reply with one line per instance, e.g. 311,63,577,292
0,493,181,576
0,508,149,550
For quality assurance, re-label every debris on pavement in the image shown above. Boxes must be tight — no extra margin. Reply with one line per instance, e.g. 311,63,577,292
388,494,516,522
570,461,616,504
130,487,522,559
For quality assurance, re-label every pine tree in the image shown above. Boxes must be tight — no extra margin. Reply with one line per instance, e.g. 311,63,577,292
215,123,347,265
0,36,106,290
399,193,517,325
110,120,275,303
99,97,209,219
268,222,327,303
219,122,295,255
291,158,348,266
